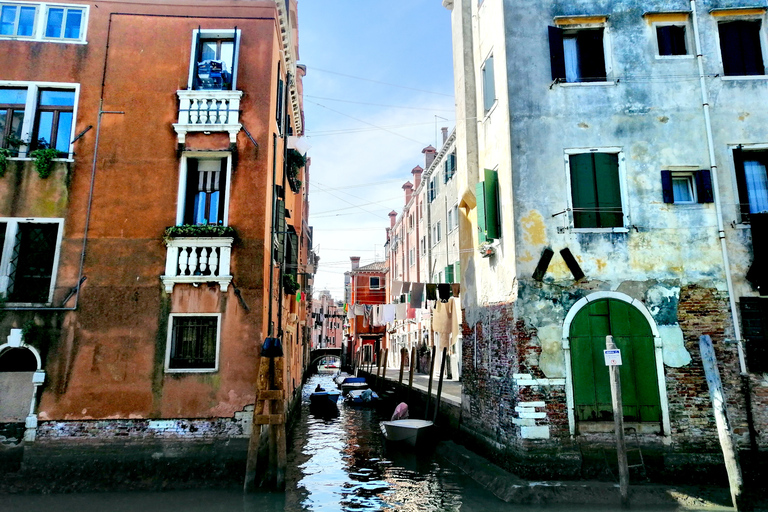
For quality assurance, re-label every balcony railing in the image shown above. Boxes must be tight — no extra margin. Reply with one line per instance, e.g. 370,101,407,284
172,90,243,144
161,237,233,293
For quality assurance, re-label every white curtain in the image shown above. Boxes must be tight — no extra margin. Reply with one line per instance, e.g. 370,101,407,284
563,37,580,82
744,160,768,213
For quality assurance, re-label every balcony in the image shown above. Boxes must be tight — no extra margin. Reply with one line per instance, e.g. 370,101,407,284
161,237,233,293
172,90,243,144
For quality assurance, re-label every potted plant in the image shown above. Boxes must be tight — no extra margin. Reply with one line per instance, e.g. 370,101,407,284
283,274,300,295
163,224,236,241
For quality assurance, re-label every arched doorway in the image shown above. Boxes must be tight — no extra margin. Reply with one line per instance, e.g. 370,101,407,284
568,297,662,425
0,346,39,423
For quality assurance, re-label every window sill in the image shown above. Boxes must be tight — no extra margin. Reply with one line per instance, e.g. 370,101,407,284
578,421,661,434
654,54,695,60
0,36,87,44
164,368,218,374
557,80,617,87
571,227,629,233
721,75,768,81
481,100,498,122
9,157,75,163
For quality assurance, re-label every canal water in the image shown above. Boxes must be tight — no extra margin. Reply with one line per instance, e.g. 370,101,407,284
3,374,725,511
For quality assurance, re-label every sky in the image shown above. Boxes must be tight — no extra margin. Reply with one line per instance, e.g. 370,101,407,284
298,1,456,302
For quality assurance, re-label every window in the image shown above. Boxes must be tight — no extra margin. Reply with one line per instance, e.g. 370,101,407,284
369,277,381,290
447,204,459,232
433,221,442,244
549,26,607,83
276,64,285,133
0,88,25,148
420,236,426,254
408,214,414,232
445,264,454,284
188,29,240,90
568,152,624,229
481,54,495,114
661,170,713,204
734,148,768,221
0,3,87,42
33,89,74,153
1,3,35,37
428,176,438,203
0,218,63,304
0,84,77,156
166,314,220,371
44,5,83,39
739,298,768,373
476,168,500,242
719,20,765,76
178,154,231,226
656,24,688,56
409,248,415,267
444,152,456,183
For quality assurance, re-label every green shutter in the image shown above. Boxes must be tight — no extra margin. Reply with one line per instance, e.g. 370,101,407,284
289,231,299,278
445,264,454,283
593,153,622,228
475,180,487,244
485,169,500,240
276,199,286,264
569,154,598,228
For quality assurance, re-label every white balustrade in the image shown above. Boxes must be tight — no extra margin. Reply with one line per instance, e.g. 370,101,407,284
162,237,234,293
173,90,243,144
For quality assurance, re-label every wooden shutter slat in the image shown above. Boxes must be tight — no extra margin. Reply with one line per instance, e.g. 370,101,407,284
695,169,714,203
593,153,622,227
569,153,598,228
661,170,674,204
475,180,487,244
484,168,500,240
548,26,566,81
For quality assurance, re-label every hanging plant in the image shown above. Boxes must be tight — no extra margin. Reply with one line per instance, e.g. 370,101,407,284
163,224,236,242
283,274,300,295
0,148,11,178
29,148,60,179
287,148,306,178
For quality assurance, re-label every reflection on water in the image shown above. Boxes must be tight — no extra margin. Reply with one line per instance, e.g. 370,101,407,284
2,374,722,511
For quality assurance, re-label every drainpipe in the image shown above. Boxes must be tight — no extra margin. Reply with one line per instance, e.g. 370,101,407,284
690,0,755,448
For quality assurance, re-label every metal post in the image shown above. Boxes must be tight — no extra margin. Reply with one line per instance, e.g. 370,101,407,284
700,335,745,510
433,347,447,422
606,336,629,508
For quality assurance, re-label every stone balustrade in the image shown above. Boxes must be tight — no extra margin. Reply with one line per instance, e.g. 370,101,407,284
161,237,233,293
172,89,243,144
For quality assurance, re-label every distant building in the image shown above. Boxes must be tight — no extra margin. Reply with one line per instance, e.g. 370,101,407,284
345,257,387,365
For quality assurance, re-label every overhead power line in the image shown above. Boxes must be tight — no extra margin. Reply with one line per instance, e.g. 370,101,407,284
305,94,454,112
311,67,454,98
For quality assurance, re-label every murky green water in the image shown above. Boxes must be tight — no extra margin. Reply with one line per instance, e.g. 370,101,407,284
2,374,732,511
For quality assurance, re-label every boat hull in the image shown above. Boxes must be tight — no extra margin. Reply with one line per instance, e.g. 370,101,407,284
379,419,433,446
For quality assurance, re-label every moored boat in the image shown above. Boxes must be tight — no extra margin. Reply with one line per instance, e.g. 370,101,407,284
338,377,368,395
345,388,379,406
309,388,340,416
379,419,433,446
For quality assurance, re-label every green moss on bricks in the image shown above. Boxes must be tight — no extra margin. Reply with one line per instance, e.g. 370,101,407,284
150,291,172,418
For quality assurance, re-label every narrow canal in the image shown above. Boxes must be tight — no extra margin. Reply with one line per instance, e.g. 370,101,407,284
3,374,721,511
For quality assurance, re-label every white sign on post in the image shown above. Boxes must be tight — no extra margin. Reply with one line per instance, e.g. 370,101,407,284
604,349,622,366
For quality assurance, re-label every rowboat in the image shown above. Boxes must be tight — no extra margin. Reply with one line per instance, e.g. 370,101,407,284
309,389,340,416
379,419,434,446
345,388,379,406
338,377,368,395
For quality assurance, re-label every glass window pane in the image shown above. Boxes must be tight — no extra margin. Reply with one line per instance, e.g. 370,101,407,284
193,193,207,224
220,41,234,72
45,8,63,38
672,177,693,202
0,88,26,104
35,111,54,147
55,111,72,153
63,9,81,38
18,6,34,36
39,90,75,107
200,41,217,61
0,6,16,35
744,160,768,213
208,191,220,224
11,109,24,139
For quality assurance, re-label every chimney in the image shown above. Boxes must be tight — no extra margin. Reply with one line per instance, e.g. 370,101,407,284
350,256,360,270
422,145,437,169
411,165,423,189
441,126,448,144
389,210,398,229
402,181,414,205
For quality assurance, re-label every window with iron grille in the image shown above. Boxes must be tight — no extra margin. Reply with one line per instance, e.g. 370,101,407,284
167,315,219,371
0,219,62,304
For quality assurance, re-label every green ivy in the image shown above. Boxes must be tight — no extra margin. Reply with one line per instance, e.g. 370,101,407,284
164,224,236,240
287,148,306,178
29,148,60,179
0,148,11,178
283,274,300,295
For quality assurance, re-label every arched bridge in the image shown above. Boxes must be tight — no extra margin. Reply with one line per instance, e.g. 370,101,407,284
308,347,342,368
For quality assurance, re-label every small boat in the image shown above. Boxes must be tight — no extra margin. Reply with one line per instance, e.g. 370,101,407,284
339,377,368,395
333,372,351,386
379,419,434,446
309,388,340,416
345,388,379,405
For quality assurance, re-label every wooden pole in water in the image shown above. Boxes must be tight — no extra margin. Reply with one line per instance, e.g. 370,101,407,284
380,348,389,391
425,345,437,419
407,346,415,403
433,347,447,422
700,335,745,510
398,348,406,385
375,349,382,389
606,336,629,508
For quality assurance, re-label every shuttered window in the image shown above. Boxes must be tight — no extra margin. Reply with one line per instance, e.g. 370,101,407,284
660,170,713,204
733,148,768,223
739,298,768,373
287,229,299,279
476,169,500,243
569,153,623,229
275,199,286,264
657,25,688,56
444,152,456,183
719,20,765,76
482,55,495,114
444,264,454,284
549,26,607,82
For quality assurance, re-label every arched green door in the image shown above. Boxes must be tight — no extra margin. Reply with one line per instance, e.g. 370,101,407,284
569,299,661,423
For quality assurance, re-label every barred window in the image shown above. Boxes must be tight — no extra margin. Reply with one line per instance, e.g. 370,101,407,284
167,315,219,371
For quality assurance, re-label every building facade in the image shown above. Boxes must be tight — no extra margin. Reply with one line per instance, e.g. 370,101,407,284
445,0,768,477
0,0,311,481
345,257,387,365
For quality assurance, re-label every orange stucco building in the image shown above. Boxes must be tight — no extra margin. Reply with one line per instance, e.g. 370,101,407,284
0,0,311,481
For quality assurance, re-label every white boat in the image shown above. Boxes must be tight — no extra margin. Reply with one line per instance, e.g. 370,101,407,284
379,419,434,446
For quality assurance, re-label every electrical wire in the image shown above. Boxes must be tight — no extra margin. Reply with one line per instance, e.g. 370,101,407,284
305,94,454,112
310,67,454,98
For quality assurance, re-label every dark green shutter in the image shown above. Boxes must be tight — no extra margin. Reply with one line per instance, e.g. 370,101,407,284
289,231,299,278
661,171,674,204
184,159,199,225
476,169,500,242
445,264,454,283
483,55,495,113
276,199,286,264
594,153,622,227
548,26,566,81
570,153,598,228
476,180,487,244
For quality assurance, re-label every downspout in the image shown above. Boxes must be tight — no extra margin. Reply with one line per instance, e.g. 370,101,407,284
276,72,291,339
690,0,755,447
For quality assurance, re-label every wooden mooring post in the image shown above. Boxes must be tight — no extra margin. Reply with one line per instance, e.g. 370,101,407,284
380,348,388,391
407,346,415,403
433,347,447,422
425,345,436,419
398,348,406,385
605,336,629,508
700,335,745,510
